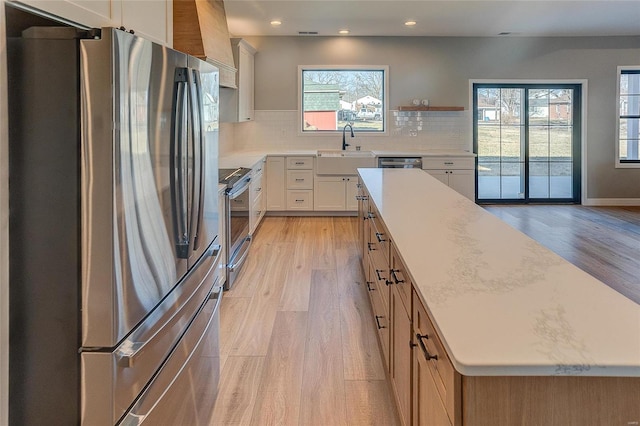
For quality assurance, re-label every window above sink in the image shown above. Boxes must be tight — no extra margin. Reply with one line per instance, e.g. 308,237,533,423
298,65,389,136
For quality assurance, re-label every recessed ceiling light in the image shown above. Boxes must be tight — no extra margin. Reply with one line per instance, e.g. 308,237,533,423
270,20,282,26
404,20,417,27
339,29,350,35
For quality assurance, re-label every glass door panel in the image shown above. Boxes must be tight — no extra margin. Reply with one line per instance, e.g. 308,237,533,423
475,84,580,203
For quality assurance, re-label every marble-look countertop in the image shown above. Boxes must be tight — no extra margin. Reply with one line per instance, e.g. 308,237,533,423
219,149,475,169
359,168,640,377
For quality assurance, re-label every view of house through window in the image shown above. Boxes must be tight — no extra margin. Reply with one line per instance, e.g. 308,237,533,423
300,67,387,133
617,68,640,165
474,83,581,203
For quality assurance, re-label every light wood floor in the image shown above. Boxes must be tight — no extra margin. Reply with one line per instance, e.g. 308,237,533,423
213,216,400,426
484,205,640,304
212,206,640,425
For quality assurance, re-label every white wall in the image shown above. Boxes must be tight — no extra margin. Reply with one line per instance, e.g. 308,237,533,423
239,35,640,201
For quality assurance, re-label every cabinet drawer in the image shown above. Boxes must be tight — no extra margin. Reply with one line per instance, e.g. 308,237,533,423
367,240,390,311
369,259,390,371
413,290,460,423
286,190,313,210
250,175,264,205
287,156,314,169
390,245,411,316
286,170,314,189
422,157,475,170
368,213,390,266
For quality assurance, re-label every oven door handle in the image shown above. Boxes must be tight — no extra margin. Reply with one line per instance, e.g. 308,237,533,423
227,176,251,200
228,237,252,272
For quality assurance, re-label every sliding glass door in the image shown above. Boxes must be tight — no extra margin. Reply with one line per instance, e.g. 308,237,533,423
474,84,581,203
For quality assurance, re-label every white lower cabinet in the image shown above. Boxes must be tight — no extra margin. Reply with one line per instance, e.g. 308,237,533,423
425,169,475,200
249,158,265,233
314,176,359,211
286,190,313,210
423,157,475,200
285,156,314,211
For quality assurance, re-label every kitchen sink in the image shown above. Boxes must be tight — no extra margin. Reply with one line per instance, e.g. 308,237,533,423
316,150,376,175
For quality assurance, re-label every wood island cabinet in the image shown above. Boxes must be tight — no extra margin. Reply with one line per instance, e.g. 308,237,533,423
391,284,412,426
358,170,640,426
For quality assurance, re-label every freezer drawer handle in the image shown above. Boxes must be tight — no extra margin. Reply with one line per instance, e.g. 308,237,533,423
206,244,221,260
117,342,145,368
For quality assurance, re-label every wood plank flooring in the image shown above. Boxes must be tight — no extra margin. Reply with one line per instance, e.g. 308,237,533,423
484,205,640,304
213,206,640,425
213,217,399,426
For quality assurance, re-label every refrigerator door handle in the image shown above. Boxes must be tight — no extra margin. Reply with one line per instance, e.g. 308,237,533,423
186,68,201,255
191,69,206,252
171,67,190,259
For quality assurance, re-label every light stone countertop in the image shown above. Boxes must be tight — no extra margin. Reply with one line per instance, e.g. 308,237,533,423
359,168,640,377
219,149,475,169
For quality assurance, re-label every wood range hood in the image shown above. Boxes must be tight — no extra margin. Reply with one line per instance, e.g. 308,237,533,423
173,0,238,88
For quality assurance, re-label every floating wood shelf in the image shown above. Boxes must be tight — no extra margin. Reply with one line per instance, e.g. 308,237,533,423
397,106,465,111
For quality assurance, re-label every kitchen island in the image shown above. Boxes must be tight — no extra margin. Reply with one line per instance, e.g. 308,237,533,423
358,168,640,425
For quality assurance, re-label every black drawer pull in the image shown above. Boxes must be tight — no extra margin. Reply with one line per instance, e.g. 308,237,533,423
375,269,386,281
367,242,375,251
375,232,386,243
416,333,438,361
366,281,375,292
391,269,405,284
375,315,385,329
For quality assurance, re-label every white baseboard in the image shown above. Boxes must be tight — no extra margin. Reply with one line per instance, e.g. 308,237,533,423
583,198,640,206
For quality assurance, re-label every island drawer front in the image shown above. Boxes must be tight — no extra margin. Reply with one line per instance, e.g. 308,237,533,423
390,245,411,315
422,157,475,170
369,258,390,371
286,190,313,210
368,227,391,308
286,170,314,189
287,156,314,169
413,290,459,421
368,208,390,263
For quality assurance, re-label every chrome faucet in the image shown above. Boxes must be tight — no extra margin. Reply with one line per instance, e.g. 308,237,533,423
342,124,354,150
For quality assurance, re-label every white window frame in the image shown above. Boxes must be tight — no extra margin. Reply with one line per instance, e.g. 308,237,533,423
297,65,389,136
615,65,640,168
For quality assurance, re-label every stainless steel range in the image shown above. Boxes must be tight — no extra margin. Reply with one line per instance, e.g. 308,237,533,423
219,167,253,289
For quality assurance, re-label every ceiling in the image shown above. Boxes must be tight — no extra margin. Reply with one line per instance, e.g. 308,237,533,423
224,0,640,38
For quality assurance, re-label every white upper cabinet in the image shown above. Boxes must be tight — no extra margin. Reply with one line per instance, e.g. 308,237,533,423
119,0,172,47
11,0,172,47
221,38,256,122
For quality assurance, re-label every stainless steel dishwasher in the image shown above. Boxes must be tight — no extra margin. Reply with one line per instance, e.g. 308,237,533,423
377,157,423,168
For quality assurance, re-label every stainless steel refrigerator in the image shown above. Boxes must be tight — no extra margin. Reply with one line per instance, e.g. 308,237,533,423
7,26,222,425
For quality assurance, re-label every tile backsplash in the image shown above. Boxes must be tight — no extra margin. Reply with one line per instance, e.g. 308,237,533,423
220,110,472,153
